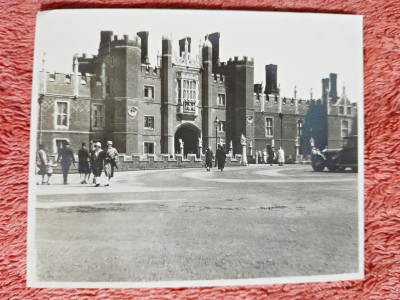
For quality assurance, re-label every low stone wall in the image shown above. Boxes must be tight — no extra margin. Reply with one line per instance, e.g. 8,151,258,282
247,154,308,164
48,153,245,174
117,153,244,171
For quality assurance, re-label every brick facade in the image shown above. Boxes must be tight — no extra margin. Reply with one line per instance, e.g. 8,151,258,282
37,31,357,162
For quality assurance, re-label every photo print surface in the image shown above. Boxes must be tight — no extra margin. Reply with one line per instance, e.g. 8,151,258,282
28,9,364,288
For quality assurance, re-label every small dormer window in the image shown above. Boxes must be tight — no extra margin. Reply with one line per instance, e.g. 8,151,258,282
217,94,226,106
144,85,155,100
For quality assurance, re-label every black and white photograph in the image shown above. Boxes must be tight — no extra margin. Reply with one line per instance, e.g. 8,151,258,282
28,9,363,288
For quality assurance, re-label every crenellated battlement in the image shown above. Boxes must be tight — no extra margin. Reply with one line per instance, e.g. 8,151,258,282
44,71,97,85
253,92,328,116
110,34,141,48
39,71,102,93
253,91,328,106
221,56,254,67
140,65,161,77
212,73,225,84
38,70,97,98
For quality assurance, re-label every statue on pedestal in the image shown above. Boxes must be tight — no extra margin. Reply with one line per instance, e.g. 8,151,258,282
240,134,246,146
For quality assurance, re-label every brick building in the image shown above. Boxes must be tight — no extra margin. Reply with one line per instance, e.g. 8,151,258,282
36,30,357,161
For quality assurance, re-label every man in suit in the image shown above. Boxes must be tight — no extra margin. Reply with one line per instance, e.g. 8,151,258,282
57,142,76,184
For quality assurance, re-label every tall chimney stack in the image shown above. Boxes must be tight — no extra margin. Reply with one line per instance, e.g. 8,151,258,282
137,31,150,65
264,64,278,95
329,73,338,103
207,32,220,68
321,78,329,100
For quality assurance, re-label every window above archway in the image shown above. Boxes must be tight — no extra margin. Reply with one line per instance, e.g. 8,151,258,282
176,71,199,119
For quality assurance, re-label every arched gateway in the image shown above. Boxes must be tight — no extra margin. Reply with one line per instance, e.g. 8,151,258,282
174,124,201,156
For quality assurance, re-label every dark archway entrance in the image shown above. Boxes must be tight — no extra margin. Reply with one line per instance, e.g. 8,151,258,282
175,125,199,156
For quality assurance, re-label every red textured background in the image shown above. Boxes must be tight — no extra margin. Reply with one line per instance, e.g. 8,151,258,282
1,0,399,299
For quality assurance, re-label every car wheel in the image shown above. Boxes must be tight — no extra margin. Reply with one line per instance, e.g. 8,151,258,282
327,162,337,172
351,166,358,173
312,156,326,172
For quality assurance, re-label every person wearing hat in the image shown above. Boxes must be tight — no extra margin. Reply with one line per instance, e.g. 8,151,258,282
57,141,76,185
104,141,119,186
90,142,104,187
78,142,91,184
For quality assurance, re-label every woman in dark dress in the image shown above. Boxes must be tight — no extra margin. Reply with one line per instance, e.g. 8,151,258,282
215,144,226,171
205,147,214,172
78,142,91,184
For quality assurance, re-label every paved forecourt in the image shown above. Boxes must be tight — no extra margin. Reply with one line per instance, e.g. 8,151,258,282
34,164,359,283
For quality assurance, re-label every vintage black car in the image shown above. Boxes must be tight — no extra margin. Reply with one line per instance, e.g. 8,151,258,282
311,135,358,172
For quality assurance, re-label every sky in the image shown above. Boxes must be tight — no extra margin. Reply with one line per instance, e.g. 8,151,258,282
34,9,363,102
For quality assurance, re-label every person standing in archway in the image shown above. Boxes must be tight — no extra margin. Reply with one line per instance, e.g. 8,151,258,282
216,144,226,171
205,146,214,172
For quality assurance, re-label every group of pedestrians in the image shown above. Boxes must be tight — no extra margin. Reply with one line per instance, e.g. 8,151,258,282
36,141,119,187
91,141,119,187
205,145,226,172
255,146,285,166
37,141,285,182
204,144,285,172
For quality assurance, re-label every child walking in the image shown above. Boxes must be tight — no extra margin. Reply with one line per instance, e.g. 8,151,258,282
45,159,56,185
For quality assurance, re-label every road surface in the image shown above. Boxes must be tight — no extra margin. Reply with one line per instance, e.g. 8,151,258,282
33,164,360,283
